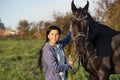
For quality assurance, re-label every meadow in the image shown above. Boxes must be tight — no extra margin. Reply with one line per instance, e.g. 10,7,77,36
0,39,120,80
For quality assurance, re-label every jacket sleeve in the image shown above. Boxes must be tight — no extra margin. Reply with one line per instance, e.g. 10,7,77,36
43,48,71,73
58,32,71,47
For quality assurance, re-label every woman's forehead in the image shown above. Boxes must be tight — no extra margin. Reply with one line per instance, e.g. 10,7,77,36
49,30,59,34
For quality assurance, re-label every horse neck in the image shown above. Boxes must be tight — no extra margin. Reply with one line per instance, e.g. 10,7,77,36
87,23,98,42
86,13,99,42
96,23,118,37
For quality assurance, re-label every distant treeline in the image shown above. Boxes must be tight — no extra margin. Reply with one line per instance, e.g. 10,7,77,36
0,0,120,40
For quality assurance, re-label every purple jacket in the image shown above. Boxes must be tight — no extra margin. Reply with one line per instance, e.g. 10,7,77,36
42,32,71,80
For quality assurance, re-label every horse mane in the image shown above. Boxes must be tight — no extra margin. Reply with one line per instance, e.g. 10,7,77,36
86,12,95,25
87,12,118,35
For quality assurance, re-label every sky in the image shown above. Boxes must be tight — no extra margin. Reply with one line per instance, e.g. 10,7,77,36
0,0,98,30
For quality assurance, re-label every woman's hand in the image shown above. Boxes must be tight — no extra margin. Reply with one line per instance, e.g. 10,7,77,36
69,24,73,33
68,61,74,67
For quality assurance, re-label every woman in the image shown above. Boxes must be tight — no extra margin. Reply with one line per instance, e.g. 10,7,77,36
38,26,74,80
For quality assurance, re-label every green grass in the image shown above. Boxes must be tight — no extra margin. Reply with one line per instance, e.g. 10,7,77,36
0,39,44,80
0,39,120,80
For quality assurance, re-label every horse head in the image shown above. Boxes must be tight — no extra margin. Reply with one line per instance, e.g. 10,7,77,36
70,0,89,54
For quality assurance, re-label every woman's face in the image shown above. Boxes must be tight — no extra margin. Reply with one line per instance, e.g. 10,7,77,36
48,30,60,45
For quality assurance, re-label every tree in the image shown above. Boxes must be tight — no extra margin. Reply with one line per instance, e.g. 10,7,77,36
0,19,5,30
94,0,120,30
17,20,29,32
52,12,71,35
17,20,30,39
105,0,120,30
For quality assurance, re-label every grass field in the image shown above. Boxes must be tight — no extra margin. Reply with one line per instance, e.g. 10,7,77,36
0,39,120,80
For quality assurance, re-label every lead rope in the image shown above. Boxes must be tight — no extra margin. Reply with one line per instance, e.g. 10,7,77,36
69,50,81,80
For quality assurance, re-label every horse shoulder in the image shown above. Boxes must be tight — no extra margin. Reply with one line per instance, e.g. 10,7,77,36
111,33,120,73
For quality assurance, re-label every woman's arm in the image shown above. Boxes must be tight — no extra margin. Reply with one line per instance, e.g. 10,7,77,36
58,32,71,46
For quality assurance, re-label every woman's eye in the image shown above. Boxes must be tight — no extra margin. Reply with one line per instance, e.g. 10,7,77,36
51,33,54,35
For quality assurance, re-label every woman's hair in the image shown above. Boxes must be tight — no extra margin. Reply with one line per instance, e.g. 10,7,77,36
38,26,61,74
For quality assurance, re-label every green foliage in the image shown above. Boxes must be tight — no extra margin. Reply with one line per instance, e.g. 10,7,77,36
68,61,89,80
0,40,120,80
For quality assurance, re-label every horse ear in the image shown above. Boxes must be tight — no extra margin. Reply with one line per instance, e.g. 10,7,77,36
83,1,89,12
71,0,77,13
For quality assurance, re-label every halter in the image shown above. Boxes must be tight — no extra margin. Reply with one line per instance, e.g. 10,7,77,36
71,14,89,42
72,15,87,22
71,32,85,41
70,14,90,72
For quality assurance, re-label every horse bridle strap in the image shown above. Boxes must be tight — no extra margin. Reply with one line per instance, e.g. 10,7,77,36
72,32,85,41
72,15,87,22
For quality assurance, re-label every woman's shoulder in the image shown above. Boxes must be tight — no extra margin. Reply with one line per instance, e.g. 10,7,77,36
43,42,51,50
42,42,56,56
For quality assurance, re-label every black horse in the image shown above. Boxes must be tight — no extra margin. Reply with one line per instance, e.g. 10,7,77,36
70,0,120,80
